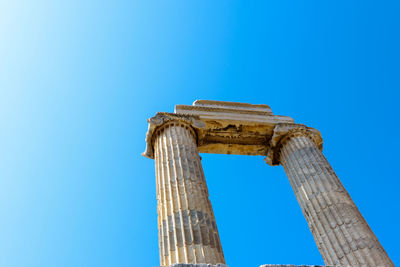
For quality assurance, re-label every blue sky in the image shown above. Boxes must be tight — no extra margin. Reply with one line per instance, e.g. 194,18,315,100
1,1,399,267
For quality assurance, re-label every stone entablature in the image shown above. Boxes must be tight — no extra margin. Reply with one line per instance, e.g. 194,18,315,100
144,100,394,267
145,100,297,158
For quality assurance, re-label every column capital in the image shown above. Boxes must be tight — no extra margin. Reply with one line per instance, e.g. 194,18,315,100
142,112,205,159
265,123,323,166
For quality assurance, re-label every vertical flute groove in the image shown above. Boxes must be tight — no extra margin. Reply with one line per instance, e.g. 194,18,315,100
154,123,225,266
307,137,390,266
162,127,177,264
279,135,394,267
167,126,186,262
289,138,354,265
280,148,334,264
300,136,369,266
158,132,170,266
185,127,222,264
181,127,204,263
283,141,340,264
178,126,199,263
155,141,164,265
171,126,192,262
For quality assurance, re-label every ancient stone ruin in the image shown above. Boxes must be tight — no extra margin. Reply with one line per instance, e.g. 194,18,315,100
143,100,394,267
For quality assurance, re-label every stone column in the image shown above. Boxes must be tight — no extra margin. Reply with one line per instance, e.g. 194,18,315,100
144,113,225,267
266,124,394,267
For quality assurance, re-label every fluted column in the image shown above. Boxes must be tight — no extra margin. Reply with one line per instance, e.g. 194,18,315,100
151,117,225,266
266,124,394,267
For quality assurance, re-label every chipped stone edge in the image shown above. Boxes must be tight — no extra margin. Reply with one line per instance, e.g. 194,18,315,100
193,99,272,110
265,123,323,166
142,112,205,159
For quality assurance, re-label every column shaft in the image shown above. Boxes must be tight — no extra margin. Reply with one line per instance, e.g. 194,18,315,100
280,135,394,267
154,122,225,266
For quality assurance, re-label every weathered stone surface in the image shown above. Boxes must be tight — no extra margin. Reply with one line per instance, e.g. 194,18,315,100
265,123,323,166
144,100,395,267
175,100,294,156
276,134,394,267
143,113,205,159
153,121,225,266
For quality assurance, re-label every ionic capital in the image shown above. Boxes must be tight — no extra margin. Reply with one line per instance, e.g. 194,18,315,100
142,112,205,159
265,123,323,166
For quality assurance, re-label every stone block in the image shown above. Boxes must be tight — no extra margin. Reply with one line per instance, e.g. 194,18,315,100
175,100,294,156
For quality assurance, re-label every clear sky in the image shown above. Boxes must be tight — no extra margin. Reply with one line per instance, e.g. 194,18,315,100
1,1,399,267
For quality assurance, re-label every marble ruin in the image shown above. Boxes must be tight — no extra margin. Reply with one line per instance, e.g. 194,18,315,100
143,100,394,267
